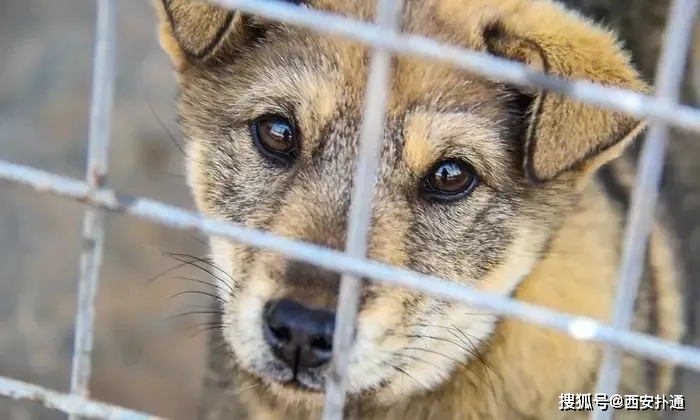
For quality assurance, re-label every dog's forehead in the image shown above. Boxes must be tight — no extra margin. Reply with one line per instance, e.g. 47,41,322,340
222,33,510,163
226,40,501,116
218,0,500,108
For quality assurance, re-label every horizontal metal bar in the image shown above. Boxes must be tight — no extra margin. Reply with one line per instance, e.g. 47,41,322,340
0,376,164,420
209,0,700,133
70,1,117,415
321,0,404,418
591,0,699,418
2,159,700,373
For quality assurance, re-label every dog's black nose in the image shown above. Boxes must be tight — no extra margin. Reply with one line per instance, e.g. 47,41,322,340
263,298,336,370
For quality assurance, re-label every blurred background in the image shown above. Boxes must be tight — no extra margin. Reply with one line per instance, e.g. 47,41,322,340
0,1,208,418
1,1,700,419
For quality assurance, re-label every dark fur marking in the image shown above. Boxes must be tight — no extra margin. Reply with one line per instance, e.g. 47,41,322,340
597,164,629,209
310,118,338,166
482,20,549,185
469,200,512,276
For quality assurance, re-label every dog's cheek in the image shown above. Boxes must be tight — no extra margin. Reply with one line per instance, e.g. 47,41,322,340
184,138,216,217
370,297,465,403
346,291,411,392
226,278,274,369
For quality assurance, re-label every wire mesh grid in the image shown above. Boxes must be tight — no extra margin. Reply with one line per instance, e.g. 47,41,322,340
0,0,699,418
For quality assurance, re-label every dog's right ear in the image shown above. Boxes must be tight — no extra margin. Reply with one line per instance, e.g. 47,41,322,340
153,0,301,70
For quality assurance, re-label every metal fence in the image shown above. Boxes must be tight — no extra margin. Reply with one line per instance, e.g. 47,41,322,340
1,0,700,418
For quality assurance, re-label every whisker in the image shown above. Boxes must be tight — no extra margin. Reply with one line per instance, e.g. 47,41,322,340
162,310,225,323
168,289,226,304
402,347,467,369
184,320,223,333
448,325,502,381
404,344,497,397
165,254,235,294
444,327,501,381
144,251,230,294
234,382,261,396
387,351,441,370
188,323,225,338
177,303,222,311
146,96,186,157
168,276,230,297
387,363,431,392
449,330,499,396
406,323,502,385
145,257,200,286
166,251,233,280
389,333,472,354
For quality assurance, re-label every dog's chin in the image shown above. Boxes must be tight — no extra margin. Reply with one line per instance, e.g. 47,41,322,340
269,377,331,408
246,361,330,403
269,375,325,394
274,372,326,393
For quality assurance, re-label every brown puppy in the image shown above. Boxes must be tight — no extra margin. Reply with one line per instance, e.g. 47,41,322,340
153,0,685,418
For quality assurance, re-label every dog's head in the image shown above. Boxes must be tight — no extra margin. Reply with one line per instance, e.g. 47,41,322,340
155,0,648,407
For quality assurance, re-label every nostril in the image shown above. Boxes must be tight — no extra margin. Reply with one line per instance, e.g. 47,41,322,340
263,301,291,347
269,324,291,344
310,334,333,353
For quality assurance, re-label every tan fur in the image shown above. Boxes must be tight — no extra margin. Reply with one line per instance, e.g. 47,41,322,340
402,112,510,183
152,0,685,418
431,0,651,182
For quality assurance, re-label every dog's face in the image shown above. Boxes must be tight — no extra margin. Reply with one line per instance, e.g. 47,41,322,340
155,0,647,407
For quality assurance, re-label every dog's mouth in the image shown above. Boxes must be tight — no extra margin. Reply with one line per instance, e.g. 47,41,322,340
256,361,328,393
281,375,325,392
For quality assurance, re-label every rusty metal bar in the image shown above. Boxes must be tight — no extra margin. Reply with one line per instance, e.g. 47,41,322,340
69,2,117,419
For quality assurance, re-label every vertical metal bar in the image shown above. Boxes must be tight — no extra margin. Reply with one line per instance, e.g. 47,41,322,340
591,0,698,418
68,0,117,418
321,0,404,419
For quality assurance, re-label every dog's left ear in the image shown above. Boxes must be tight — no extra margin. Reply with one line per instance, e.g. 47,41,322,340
482,5,651,184
153,0,302,70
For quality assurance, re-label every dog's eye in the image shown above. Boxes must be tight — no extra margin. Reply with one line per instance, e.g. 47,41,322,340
422,159,478,202
250,115,299,165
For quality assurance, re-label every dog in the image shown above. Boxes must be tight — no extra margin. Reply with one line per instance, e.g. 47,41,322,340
152,0,687,418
